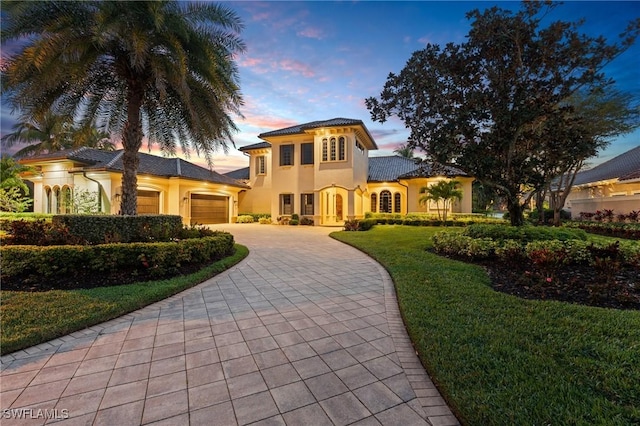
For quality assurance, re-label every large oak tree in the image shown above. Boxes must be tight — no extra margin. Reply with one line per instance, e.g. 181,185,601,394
2,1,245,215
366,1,639,225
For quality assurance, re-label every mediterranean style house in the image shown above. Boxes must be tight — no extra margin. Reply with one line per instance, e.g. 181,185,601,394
564,145,640,216
224,118,473,225
19,118,474,225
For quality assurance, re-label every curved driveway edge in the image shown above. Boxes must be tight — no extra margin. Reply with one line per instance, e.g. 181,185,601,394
1,224,459,426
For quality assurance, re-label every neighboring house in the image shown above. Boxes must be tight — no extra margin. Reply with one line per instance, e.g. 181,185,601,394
564,145,640,216
18,147,248,225
224,118,473,225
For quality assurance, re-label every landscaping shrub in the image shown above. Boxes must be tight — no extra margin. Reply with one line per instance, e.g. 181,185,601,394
2,219,85,245
238,213,271,222
564,221,640,240
1,232,235,291
363,212,506,227
2,218,215,245
237,215,254,223
433,229,640,267
289,219,299,226
464,224,587,242
527,208,572,222
0,213,52,231
258,217,272,224
343,219,376,231
300,216,314,225
52,214,184,244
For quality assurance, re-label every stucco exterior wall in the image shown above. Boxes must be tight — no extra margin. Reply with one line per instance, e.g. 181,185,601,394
23,160,243,225
565,179,640,216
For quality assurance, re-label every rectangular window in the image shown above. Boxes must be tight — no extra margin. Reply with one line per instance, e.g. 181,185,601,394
256,156,266,175
301,193,314,215
330,138,336,161
280,144,294,166
301,143,314,165
280,194,293,215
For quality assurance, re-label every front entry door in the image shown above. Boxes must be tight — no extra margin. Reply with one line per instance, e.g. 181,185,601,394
322,189,345,225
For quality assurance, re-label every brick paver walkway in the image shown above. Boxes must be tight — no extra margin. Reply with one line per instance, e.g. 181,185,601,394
1,224,459,426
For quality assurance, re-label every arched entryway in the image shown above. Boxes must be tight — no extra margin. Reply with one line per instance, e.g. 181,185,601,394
320,186,347,225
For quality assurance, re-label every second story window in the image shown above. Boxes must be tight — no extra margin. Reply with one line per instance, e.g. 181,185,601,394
256,156,266,175
301,143,314,165
322,136,346,162
280,144,294,166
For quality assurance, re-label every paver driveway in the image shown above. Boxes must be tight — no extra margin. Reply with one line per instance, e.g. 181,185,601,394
1,224,459,426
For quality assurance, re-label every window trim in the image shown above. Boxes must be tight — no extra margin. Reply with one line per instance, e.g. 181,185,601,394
280,144,294,166
321,135,347,163
280,193,294,215
301,193,314,216
380,190,392,213
301,143,314,165
394,192,402,213
256,155,266,175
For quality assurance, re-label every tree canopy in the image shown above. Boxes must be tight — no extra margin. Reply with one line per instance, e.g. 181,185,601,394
2,0,245,215
366,1,639,225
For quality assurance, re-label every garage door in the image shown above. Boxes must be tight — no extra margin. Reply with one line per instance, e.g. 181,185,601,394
191,194,228,225
137,190,160,214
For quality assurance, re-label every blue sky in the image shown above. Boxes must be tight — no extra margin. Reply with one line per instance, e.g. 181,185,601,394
1,1,639,173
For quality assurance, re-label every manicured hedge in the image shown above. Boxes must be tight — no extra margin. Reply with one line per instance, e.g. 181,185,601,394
52,214,184,244
238,213,271,222
1,232,235,291
564,221,640,240
464,224,588,242
432,231,640,266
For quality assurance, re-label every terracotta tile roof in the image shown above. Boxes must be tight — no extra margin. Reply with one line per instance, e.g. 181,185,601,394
574,145,640,185
20,147,249,188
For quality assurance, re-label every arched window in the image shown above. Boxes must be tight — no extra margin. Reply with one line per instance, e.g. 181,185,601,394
380,190,392,213
330,137,337,161
322,135,347,162
370,193,377,213
394,192,402,213
61,186,72,214
53,186,61,214
322,138,328,162
45,187,52,213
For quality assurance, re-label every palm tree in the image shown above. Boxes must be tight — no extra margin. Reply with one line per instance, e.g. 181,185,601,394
2,1,245,215
419,180,463,222
1,111,72,157
71,124,116,151
394,143,414,158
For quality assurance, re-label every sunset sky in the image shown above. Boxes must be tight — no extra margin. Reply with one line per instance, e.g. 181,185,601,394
1,1,638,174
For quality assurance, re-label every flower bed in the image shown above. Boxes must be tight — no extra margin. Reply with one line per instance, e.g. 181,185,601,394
432,228,640,309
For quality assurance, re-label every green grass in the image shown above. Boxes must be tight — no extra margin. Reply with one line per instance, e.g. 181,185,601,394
1,244,248,355
331,226,640,426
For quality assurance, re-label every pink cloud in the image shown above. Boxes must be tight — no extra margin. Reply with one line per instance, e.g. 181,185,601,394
278,59,315,78
297,26,325,40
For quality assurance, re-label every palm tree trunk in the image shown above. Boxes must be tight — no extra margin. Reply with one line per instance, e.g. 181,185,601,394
120,83,144,216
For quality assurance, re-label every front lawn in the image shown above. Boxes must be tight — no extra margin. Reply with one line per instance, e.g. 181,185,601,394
0,244,248,355
332,226,640,426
